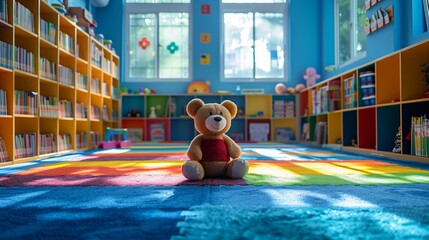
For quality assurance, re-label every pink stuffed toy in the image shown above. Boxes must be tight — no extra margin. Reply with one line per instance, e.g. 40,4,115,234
303,67,320,87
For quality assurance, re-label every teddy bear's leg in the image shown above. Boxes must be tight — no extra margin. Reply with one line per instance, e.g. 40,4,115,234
227,159,249,179
182,160,205,181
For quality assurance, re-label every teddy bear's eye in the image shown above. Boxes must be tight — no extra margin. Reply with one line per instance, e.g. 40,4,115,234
209,111,213,115
219,111,223,115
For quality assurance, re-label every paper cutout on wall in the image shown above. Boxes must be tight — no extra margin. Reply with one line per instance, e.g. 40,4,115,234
200,33,210,43
201,4,210,14
167,42,179,54
200,54,210,65
138,37,150,50
187,81,210,94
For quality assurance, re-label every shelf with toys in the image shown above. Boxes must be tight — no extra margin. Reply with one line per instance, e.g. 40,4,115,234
299,38,429,162
120,93,298,143
0,0,120,166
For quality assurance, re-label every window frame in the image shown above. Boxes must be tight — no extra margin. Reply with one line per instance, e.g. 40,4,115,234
220,2,288,82
334,0,366,68
124,2,192,82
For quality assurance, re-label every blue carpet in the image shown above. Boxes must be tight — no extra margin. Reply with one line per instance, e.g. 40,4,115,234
1,185,429,239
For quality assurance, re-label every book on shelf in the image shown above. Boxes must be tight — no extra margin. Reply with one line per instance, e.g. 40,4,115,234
90,131,101,148
91,105,101,120
59,32,74,54
14,46,34,73
59,65,74,86
0,41,13,69
275,128,294,142
76,132,88,149
150,123,165,142
314,122,327,145
15,90,37,115
59,100,73,118
91,78,101,93
411,115,429,157
0,0,9,23
249,123,269,142
0,136,9,162
91,42,102,68
14,132,36,159
39,95,58,118
126,128,143,142
14,2,34,33
76,73,88,90
58,133,72,152
39,133,57,155
40,19,56,44
75,102,88,119
102,104,109,121
0,89,7,115
40,57,57,81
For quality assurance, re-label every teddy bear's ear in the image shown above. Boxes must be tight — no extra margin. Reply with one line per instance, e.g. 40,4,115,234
186,98,204,118
221,100,237,119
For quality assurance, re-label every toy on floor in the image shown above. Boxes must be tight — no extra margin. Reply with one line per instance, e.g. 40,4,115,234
99,127,132,149
182,98,249,181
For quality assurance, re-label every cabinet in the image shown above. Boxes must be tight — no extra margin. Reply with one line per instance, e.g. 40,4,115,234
300,38,429,162
121,94,298,143
0,0,119,165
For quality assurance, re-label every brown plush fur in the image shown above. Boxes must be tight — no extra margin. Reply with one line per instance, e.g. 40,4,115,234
182,98,248,180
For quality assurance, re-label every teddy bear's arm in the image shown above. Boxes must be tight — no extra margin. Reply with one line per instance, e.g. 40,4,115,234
187,134,204,161
223,135,242,159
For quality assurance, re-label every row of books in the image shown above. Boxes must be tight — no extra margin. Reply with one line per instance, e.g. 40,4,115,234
102,82,109,96
40,19,56,44
15,1,34,33
15,90,37,115
91,105,100,120
76,132,87,149
59,65,74,86
39,133,57,155
113,62,119,78
40,57,56,80
0,89,7,115
0,136,9,162
91,42,102,68
40,95,58,118
58,133,72,152
0,0,9,23
14,46,34,73
15,132,36,159
102,104,109,121
344,75,357,109
76,73,88,90
273,100,295,118
90,131,101,148
91,78,101,93
0,40,13,69
411,115,429,157
104,58,111,73
59,99,73,118
59,32,74,54
75,102,88,119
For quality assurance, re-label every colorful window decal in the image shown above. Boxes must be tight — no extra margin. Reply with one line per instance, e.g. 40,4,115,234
138,37,151,50
167,42,179,54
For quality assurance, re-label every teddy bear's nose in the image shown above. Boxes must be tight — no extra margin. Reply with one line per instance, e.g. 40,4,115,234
214,116,222,122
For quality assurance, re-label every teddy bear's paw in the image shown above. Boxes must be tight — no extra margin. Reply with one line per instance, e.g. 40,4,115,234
182,160,205,181
227,159,249,179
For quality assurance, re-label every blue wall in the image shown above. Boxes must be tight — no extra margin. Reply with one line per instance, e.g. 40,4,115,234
93,0,429,94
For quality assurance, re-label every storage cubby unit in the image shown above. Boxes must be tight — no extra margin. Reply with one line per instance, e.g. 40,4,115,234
0,0,119,166
376,53,400,104
377,105,400,152
342,110,357,147
358,107,376,149
299,37,429,161
120,94,298,143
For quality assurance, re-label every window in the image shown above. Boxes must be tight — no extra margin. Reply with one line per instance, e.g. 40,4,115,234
335,0,366,67
125,0,190,82
222,0,287,82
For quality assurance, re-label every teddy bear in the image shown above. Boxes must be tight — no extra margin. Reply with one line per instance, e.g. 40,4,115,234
182,98,249,181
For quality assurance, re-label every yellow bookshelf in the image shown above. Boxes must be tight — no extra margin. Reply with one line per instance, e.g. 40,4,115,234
0,0,119,165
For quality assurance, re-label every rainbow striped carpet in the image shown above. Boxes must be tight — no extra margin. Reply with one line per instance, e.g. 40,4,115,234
1,143,429,239
1,143,429,187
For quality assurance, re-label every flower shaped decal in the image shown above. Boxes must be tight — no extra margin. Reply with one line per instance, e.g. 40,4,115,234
167,42,179,54
138,37,150,50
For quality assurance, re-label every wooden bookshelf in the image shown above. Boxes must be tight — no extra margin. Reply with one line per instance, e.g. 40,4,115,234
0,0,119,165
299,38,429,162
120,94,299,143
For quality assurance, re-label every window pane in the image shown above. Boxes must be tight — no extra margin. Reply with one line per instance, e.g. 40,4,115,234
338,0,351,64
355,0,366,57
159,13,189,78
129,14,156,79
224,13,254,78
255,13,284,78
